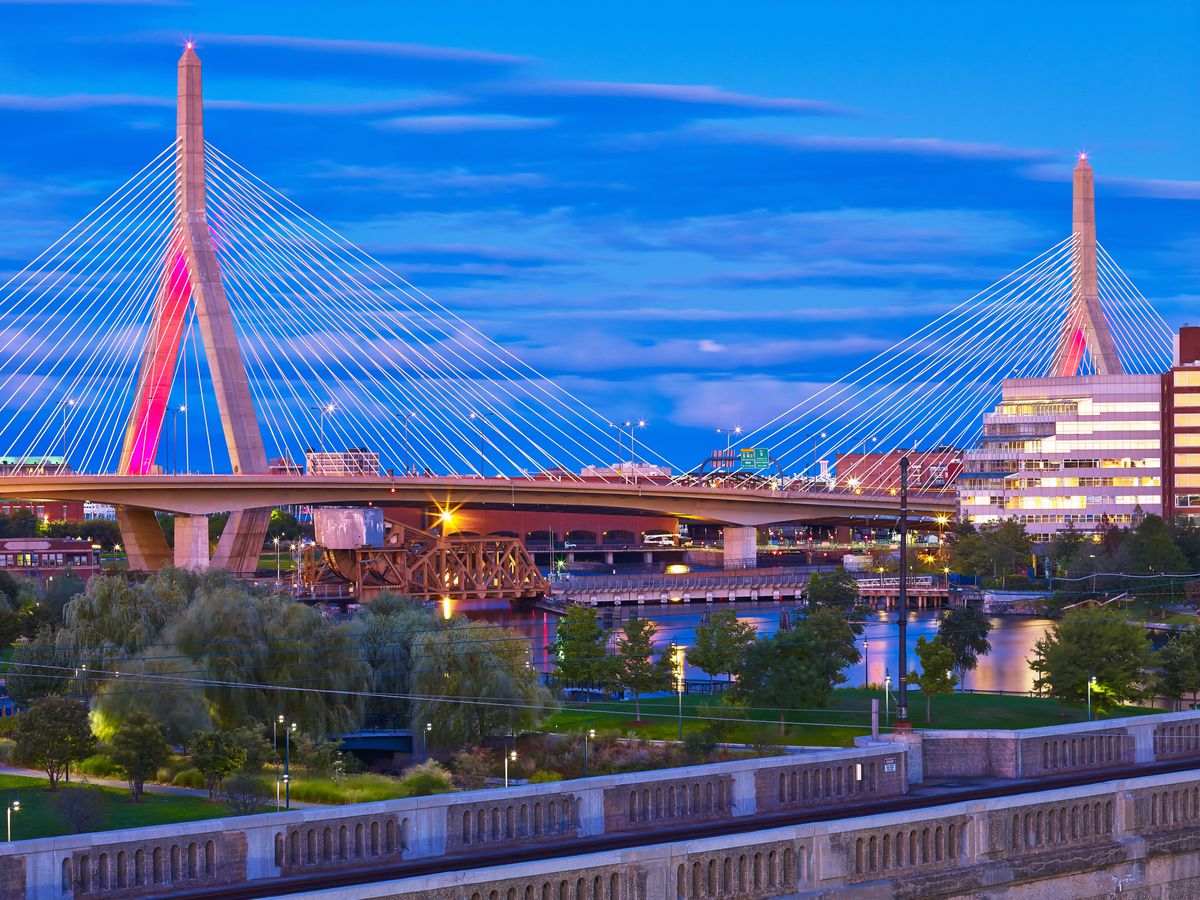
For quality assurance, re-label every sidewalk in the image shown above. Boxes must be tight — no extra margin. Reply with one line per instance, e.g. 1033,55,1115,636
0,764,326,808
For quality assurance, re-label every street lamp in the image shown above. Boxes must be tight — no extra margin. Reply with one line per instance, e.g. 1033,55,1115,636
273,715,284,809
863,640,870,688
6,800,18,842
583,727,596,777
717,426,743,452
1087,676,1097,722
671,644,687,741
284,721,297,809
273,536,281,584
313,403,336,452
422,722,432,763
504,749,517,787
884,672,891,727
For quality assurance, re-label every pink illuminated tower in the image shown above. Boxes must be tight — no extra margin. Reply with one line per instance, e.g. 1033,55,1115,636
117,45,270,572
1052,154,1123,376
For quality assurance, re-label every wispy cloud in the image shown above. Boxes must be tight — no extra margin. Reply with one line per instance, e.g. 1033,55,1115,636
187,33,528,67
377,114,555,133
0,92,170,110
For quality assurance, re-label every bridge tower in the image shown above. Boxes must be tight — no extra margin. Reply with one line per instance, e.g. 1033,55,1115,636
116,45,270,573
1052,154,1123,377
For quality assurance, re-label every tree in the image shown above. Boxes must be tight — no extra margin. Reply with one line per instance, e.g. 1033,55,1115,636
908,636,957,722
686,609,756,685
977,519,1033,587
614,617,671,721
110,713,169,802
355,596,429,725
7,626,71,701
1158,628,1200,710
1029,607,1151,711
50,787,106,833
223,774,271,815
0,596,22,650
231,724,274,775
551,605,613,694
1126,514,1188,575
729,621,850,734
801,606,863,680
13,698,95,790
411,618,555,747
189,730,247,800
804,569,860,609
1048,521,1085,575
937,605,993,687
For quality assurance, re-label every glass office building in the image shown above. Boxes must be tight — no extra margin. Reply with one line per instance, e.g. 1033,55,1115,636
959,374,1163,542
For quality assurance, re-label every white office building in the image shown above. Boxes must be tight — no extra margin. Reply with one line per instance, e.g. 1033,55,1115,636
959,374,1163,542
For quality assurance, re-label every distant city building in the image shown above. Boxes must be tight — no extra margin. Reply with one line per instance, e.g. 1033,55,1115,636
0,456,72,476
835,448,962,494
0,537,102,582
305,448,381,477
83,502,117,521
0,501,85,523
959,375,1163,542
1162,326,1200,525
578,462,673,479
269,456,304,476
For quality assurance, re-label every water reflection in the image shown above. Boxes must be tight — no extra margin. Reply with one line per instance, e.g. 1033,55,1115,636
459,598,1056,695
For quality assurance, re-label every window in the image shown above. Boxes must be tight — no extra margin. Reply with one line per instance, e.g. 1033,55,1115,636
1177,414,1200,428
1177,454,1200,468
1175,370,1200,387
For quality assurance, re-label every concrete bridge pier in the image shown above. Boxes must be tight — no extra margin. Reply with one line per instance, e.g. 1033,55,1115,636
723,526,757,569
174,514,210,570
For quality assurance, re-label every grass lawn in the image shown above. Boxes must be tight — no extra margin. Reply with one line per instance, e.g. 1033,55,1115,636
0,775,243,842
543,689,1157,747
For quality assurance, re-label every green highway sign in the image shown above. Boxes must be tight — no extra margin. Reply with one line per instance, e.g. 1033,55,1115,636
739,447,771,470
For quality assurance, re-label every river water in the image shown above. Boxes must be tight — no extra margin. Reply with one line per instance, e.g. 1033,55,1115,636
462,599,1057,695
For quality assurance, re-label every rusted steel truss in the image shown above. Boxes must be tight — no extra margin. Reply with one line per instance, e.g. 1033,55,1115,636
306,522,547,601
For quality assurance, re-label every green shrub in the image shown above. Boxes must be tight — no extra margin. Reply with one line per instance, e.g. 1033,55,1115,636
285,774,407,805
0,715,20,737
0,740,13,765
529,770,562,783
77,754,119,778
172,768,205,789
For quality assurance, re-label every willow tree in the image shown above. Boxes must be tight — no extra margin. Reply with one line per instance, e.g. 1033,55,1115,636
410,618,554,747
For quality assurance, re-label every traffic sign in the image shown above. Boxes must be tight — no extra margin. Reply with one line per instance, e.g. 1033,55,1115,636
739,447,771,470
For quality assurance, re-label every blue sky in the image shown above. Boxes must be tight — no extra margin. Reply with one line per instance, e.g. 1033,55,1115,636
0,1,1197,467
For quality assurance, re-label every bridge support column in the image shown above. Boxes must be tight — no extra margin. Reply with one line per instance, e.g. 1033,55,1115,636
117,507,171,572
644,551,654,565
212,507,270,575
723,526,758,570
174,515,210,571
604,551,614,565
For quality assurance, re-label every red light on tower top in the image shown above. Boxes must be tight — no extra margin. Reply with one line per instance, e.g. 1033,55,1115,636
185,41,193,50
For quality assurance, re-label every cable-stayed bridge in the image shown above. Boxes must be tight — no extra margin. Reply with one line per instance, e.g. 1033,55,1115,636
0,47,1170,576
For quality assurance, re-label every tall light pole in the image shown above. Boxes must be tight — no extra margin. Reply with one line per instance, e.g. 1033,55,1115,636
609,421,630,467
717,426,743,452
583,726,595,777
811,430,828,478
630,419,646,467
399,411,417,474
6,800,18,842
273,715,283,809
672,643,686,741
59,398,76,468
1087,675,1097,721
504,749,516,787
422,722,431,763
285,721,296,809
863,640,870,688
313,403,336,453
895,456,911,730
468,411,493,476
273,536,281,584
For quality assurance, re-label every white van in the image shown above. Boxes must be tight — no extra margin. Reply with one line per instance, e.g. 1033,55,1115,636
643,533,677,547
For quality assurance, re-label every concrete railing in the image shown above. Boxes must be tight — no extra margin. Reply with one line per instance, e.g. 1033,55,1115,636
1,744,905,899
876,708,1200,782
256,767,1200,899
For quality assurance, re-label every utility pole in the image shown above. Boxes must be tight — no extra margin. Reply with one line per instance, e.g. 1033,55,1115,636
895,456,911,731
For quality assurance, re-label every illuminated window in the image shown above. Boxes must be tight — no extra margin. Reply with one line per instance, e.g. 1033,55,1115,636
1175,371,1200,387
1176,454,1200,468
1175,393,1200,408
1176,414,1200,428
1176,434,1200,447
1177,474,1200,488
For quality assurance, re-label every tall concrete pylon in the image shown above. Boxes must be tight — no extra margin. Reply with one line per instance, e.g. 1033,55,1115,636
117,45,271,573
1052,154,1123,377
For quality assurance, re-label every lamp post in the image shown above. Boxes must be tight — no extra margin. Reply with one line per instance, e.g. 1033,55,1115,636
863,640,870,688
468,411,492,476
884,672,891,728
504,749,517,787
6,800,18,842
314,403,336,452
895,456,911,730
273,715,283,809
284,721,296,809
399,411,418,474
584,727,596,777
422,722,431,763
672,643,686,741
811,431,828,479
273,536,281,584
59,398,76,468
609,421,631,468
717,426,742,452
1087,675,1097,722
